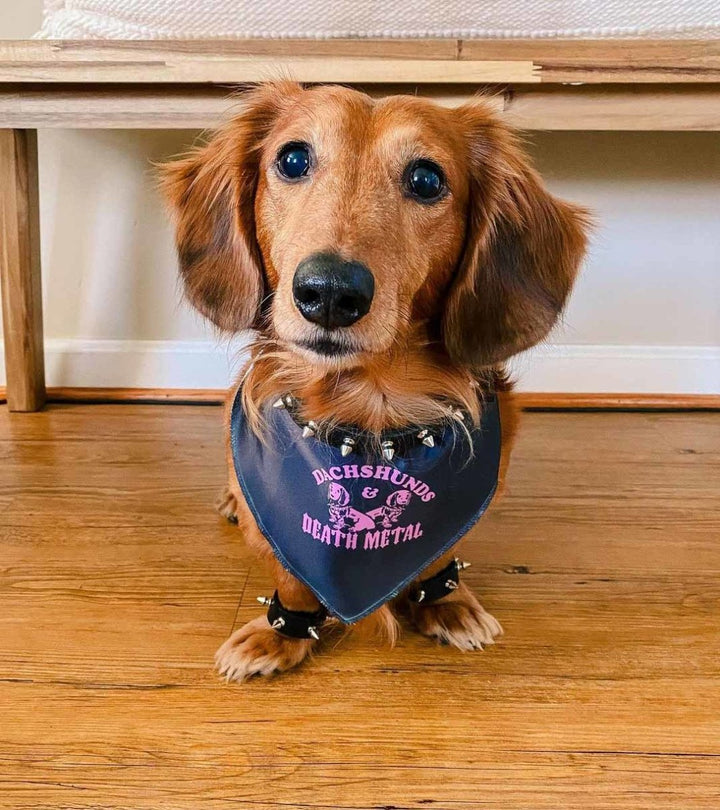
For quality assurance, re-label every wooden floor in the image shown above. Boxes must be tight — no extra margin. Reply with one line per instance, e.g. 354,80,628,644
1,404,719,809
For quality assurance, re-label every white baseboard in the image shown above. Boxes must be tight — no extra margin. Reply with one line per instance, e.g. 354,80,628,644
512,343,720,394
0,338,250,390
0,339,718,394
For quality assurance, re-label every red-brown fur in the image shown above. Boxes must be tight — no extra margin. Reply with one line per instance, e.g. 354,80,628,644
162,82,589,681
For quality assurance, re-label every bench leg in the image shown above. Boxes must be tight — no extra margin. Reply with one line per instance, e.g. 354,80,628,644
0,129,46,412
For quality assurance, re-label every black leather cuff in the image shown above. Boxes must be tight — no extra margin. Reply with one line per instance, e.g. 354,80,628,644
266,590,328,640
409,558,465,605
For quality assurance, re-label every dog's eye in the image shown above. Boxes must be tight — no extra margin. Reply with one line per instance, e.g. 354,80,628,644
404,159,446,202
276,142,311,180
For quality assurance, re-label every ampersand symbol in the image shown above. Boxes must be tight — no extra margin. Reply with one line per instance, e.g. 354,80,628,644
361,487,379,499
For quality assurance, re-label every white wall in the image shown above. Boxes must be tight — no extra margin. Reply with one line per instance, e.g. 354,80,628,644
2,3,719,393
0,2,42,38
516,131,720,393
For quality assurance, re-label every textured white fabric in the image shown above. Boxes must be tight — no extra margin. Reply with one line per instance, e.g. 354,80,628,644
38,0,720,40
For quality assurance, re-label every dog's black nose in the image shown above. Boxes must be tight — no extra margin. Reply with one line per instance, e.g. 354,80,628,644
292,253,374,329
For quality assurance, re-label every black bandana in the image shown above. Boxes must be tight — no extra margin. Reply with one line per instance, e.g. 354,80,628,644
230,390,501,623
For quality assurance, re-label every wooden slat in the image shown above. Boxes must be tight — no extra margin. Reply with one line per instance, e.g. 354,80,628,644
1,83,719,130
0,42,538,84
3,38,463,61
0,84,499,129
460,39,720,83
504,85,720,131
0,58,537,85
1,40,719,84
0,406,718,808
0,84,236,129
0,129,45,412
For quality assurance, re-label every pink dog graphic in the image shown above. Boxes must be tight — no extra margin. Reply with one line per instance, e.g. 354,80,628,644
367,489,413,528
327,483,376,531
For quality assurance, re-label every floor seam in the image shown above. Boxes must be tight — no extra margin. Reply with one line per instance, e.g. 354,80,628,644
228,567,251,633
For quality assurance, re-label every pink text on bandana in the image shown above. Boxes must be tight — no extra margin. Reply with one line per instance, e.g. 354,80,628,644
301,465,436,552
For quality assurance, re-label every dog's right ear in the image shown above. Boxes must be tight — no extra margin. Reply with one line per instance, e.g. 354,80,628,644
160,83,299,331
442,102,590,369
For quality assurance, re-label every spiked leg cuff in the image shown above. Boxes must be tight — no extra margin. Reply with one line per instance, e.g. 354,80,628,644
263,590,328,640
409,558,470,605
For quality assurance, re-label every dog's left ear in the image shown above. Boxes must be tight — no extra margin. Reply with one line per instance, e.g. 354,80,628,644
160,82,301,332
443,103,590,369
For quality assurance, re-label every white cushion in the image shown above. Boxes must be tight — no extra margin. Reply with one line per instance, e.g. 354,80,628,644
38,0,720,40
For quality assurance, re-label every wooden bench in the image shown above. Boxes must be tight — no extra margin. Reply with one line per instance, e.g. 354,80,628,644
1,39,719,411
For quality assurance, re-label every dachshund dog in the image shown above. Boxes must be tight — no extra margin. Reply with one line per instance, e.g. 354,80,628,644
162,82,588,681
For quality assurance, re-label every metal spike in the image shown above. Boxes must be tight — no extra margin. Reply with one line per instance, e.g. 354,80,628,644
256,595,272,605
445,580,459,590
271,617,285,631
308,626,320,640
417,429,434,448
284,395,294,408
272,398,286,409
381,440,395,461
456,559,472,570
415,589,426,603
340,437,355,457
302,420,317,439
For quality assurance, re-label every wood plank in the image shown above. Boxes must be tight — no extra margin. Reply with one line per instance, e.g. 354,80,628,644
0,58,536,85
0,84,236,129
0,402,224,441
1,40,719,84
648,411,720,453
4,38,462,61
5,525,720,683
506,411,720,462
0,84,498,129
1,406,719,807
0,129,45,411
0,702,718,810
0,42,537,84
504,85,720,131
1,83,719,130
460,39,720,83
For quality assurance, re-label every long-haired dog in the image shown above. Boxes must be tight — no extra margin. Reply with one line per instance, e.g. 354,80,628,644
162,82,588,681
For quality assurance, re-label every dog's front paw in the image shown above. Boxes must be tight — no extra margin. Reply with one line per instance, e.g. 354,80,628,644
215,486,239,524
409,585,503,651
215,616,316,682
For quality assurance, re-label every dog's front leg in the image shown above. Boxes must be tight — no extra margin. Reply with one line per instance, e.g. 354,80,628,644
405,551,503,651
215,545,321,682
216,442,321,681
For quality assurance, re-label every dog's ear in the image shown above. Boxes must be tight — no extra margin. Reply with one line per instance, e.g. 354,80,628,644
160,83,299,331
442,103,590,369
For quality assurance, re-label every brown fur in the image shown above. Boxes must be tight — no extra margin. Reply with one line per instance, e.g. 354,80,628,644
162,82,588,681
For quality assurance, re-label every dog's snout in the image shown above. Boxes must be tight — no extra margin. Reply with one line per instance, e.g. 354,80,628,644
292,253,374,329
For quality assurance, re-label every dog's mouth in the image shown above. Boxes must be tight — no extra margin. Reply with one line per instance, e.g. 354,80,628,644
297,336,357,359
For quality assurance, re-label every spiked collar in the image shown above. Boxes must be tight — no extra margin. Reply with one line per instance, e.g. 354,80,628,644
271,392,472,462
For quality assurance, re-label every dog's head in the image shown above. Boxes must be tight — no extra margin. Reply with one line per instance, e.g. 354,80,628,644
162,82,588,370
